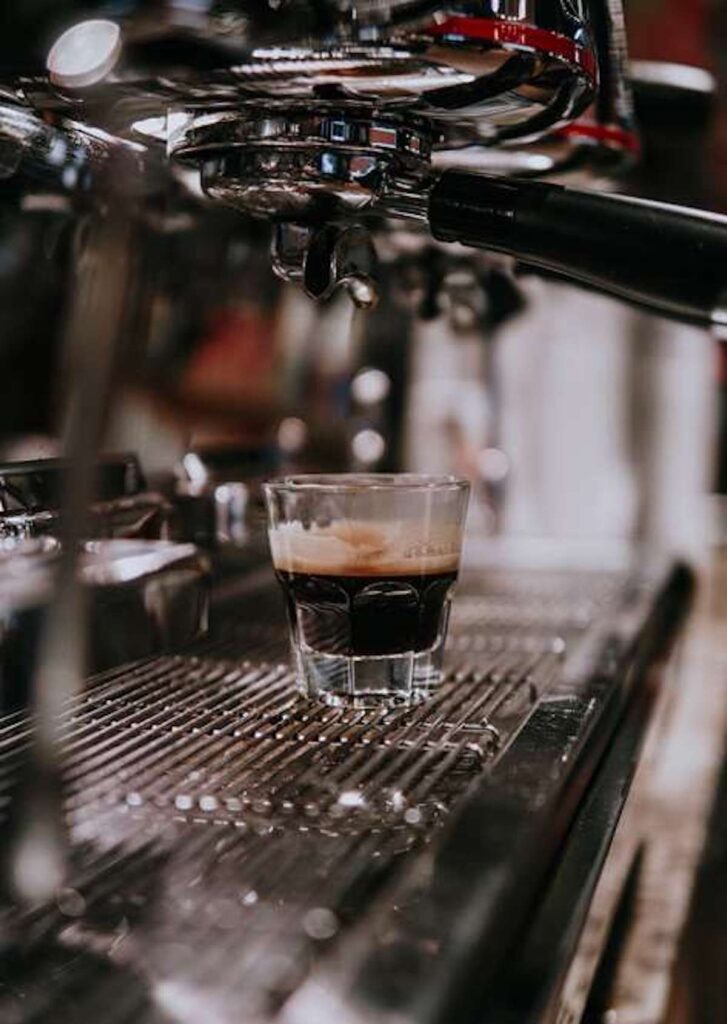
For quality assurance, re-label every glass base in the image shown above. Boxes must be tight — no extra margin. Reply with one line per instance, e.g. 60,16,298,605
293,641,445,708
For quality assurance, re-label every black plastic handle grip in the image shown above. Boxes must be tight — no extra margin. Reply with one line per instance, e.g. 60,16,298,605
429,170,727,328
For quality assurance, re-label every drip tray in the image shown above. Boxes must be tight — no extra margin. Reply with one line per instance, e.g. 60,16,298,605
0,561,691,1024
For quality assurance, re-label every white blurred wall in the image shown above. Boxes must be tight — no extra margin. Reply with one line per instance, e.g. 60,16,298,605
402,277,717,562
495,280,638,541
495,280,717,561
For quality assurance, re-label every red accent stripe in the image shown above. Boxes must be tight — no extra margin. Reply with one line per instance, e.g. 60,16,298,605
557,120,642,155
426,15,597,80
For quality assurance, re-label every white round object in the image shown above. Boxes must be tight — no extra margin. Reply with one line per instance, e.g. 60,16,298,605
47,19,121,89
351,367,391,406
352,429,386,465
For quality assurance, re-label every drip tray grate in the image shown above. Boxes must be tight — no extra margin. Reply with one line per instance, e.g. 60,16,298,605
0,566,627,1024
56,648,557,838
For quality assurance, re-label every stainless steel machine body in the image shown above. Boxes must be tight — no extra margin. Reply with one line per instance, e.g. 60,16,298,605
0,2,716,1022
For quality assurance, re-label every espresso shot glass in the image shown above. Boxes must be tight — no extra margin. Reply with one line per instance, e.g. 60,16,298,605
264,474,469,707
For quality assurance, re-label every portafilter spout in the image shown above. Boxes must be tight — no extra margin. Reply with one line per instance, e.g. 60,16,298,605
272,222,379,309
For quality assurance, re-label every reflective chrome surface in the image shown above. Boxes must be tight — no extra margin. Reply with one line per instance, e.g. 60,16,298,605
0,455,171,541
172,103,434,217
0,0,599,225
0,539,210,706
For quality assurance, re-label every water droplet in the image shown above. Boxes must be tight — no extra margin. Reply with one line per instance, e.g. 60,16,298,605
387,788,407,813
337,789,366,809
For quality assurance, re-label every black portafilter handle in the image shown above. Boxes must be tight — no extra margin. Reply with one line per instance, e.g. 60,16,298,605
428,170,727,329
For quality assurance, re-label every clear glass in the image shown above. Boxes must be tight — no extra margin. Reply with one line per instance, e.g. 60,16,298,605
263,474,470,707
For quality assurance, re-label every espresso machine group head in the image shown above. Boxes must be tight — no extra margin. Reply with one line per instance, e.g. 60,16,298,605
0,0,725,327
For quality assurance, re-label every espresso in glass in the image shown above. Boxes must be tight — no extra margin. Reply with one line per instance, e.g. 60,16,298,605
264,476,469,707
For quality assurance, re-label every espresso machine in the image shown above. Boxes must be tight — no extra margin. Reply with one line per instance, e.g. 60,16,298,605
0,3,721,1023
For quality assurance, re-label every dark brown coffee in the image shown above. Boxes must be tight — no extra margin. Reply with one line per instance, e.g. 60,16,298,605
275,568,458,657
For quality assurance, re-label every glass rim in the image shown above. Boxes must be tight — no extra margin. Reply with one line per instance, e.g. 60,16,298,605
263,473,470,494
